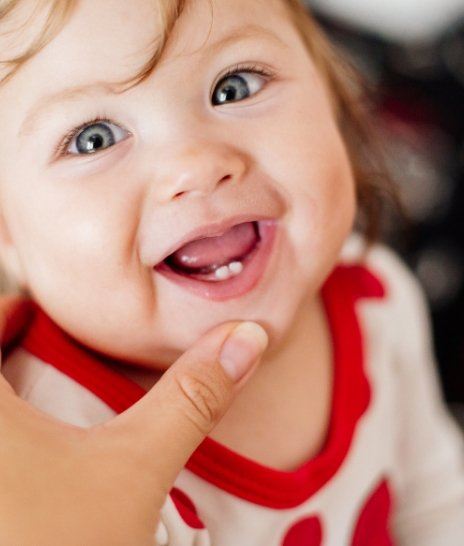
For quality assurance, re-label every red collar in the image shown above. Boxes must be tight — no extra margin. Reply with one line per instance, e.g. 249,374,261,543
10,265,385,509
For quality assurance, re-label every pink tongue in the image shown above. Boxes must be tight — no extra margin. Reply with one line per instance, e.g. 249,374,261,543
169,222,257,271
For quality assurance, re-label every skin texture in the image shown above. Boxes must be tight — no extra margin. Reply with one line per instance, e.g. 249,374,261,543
0,0,355,368
0,295,268,545
0,0,357,538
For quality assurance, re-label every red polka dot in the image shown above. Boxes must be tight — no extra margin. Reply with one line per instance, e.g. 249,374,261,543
282,515,323,546
170,487,205,529
351,480,393,546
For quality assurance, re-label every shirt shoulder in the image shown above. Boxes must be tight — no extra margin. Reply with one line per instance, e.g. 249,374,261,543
340,234,431,348
340,233,421,295
2,347,115,427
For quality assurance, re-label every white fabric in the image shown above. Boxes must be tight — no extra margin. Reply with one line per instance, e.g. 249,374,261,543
306,0,464,43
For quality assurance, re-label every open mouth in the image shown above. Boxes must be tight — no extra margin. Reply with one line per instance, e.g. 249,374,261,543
153,219,278,301
163,221,260,282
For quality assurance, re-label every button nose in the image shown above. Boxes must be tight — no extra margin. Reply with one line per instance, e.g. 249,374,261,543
154,143,247,203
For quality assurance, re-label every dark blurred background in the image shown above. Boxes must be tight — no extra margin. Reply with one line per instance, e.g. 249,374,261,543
305,0,464,420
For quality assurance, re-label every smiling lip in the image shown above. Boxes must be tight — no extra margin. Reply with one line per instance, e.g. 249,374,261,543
153,213,275,266
153,219,278,301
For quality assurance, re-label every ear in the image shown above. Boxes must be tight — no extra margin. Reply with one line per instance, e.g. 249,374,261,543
0,211,27,290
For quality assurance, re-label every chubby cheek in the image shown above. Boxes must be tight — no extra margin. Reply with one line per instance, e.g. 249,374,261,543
251,81,357,280
271,132,356,281
22,203,118,278
301,142,356,264
3,175,156,340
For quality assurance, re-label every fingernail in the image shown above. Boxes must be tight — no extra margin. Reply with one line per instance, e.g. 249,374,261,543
219,322,268,382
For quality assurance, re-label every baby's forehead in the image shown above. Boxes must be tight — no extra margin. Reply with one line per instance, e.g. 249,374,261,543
1,0,295,101
1,0,159,86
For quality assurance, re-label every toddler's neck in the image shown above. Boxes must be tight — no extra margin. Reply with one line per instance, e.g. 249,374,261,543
114,292,334,472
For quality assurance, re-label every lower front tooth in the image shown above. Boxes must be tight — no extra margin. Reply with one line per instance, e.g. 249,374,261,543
228,261,243,275
215,265,231,280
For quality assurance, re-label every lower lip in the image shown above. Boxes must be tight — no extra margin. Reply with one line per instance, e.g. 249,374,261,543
154,220,278,302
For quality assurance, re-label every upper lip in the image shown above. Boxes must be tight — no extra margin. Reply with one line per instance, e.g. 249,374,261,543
153,213,275,266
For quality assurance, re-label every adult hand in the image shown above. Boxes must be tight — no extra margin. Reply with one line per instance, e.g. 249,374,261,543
0,296,268,545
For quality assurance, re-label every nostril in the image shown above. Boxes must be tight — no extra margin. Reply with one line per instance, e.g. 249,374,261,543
219,174,232,184
173,175,231,199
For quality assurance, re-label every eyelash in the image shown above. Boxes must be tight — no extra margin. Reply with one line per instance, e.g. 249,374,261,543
214,62,275,90
53,62,276,158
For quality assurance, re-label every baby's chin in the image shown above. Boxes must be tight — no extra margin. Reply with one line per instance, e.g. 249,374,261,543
137,312,288,370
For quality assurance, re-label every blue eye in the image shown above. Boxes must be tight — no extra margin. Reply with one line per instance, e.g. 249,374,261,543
58,118,130,157
212,67,272,106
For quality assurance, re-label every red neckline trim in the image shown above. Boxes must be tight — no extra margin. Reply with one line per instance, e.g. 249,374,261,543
11,264,385,509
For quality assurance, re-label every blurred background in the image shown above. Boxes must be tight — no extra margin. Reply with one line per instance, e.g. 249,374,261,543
305,0,464,423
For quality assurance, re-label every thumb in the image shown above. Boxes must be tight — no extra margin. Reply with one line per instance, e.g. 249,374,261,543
105,320,268,489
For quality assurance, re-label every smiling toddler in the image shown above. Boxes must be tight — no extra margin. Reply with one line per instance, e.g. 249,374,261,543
0,0,463,544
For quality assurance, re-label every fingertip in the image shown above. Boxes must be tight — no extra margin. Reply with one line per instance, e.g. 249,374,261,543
219,321,268,382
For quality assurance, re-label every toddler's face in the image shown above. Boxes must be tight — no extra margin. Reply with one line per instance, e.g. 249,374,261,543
0,0,355,366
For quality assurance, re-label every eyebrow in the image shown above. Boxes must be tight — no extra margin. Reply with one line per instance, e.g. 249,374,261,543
201,23,289,56
19,82,119,137
18,24,288,138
